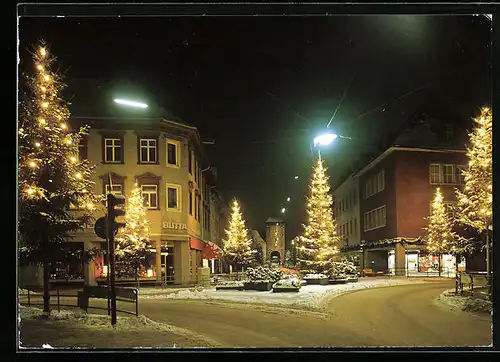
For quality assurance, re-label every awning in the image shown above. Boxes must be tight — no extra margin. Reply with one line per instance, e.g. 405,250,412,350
190,238,222,260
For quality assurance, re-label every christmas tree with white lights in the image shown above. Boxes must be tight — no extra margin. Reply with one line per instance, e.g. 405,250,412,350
114,183,151,278
297,157,340,274
455,107,492,294
222,199,254,273
456,107,492,233
18,41,99,313
424,188,457,276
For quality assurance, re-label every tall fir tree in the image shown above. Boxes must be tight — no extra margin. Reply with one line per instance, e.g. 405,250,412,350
456,107,492,233
18,41,99,313
455,106,492,292
424,188,457,276
114,183,151,278
297,157,340,274
222,199,253,273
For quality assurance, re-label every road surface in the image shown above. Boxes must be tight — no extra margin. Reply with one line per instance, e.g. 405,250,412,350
135,280,491,348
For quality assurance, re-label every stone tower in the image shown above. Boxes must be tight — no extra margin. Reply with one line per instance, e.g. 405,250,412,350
265,217,285,266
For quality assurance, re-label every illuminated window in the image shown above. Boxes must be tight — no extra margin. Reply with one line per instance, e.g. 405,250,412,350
443,164,455,184
140,139,157,163
166,184,181,211
166,139,180,167
105,184,123,196
104,138,122,163
141,185,158,209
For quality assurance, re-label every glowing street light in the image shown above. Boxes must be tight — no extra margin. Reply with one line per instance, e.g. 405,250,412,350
294,175,299,179
281,207,286,213
114,98,148,109
313,133,338,147
287,197,291,202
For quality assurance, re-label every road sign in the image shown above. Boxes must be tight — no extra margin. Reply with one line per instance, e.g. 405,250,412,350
94,217,108,240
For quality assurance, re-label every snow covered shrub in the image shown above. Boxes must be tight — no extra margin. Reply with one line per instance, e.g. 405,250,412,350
303,273,328,279
216,280,244,287
246,266,283,283
273,276,302,289
327,259,357,279
268,268,284,283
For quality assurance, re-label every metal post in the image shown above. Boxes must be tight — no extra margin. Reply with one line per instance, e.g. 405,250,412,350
135,290,139,317
107,194,117,327
57,287,60,312
485,232,491,298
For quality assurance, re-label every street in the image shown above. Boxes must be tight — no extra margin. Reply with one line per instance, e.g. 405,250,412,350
131,280,491,348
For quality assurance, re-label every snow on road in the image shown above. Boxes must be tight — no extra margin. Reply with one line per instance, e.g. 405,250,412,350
139,277,429,310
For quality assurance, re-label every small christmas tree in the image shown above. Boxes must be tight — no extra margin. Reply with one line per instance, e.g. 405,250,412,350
114,183,151,278
18,41,99,313
424,188,457,276
296,157,340,274
222,199,254,274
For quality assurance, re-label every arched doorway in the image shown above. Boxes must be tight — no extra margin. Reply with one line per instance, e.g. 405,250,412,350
270,251,281,266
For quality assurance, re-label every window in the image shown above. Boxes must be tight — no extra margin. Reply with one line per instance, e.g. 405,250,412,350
141,185,158,209
364,170,385,199
105,184,123,196
429,164,441,184
457,165,466,185
166,139,180,167
196,195,201,221
189,189,193,215
78,138,88,161
166,184,181,211
139,139,157,163
364,206,387,231
104,138,122,163
443,164,455,184
194,158,198,183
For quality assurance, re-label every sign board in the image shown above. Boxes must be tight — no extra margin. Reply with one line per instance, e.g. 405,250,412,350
162,221,188,231
94,217,107,240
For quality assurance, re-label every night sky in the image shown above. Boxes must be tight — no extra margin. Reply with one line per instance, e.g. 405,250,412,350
19,15,491,240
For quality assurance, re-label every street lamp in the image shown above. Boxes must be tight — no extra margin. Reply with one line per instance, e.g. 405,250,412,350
114,98,149,109
281,207,286,213
313,133,338,147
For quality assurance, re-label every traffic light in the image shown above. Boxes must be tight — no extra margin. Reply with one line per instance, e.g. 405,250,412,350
107,194,126,237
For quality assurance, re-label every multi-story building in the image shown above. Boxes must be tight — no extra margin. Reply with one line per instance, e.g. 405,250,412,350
338,115,473,275
68,116,223,285
265,217,286,265
333,174,361,251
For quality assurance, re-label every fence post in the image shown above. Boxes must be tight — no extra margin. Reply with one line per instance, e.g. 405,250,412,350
57,287,60,312
135,290,139,317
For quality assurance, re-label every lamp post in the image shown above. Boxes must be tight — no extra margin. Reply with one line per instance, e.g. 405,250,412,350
113,98,149,109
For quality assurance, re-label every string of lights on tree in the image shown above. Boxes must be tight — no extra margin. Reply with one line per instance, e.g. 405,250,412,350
222,199,254,271
296,157,340,273
455,107,492,233
424,187,457,256
18,42,98,210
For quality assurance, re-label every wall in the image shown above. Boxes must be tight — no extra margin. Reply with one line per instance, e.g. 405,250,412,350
394,150,467,238
359,152,397,243
333,174,361,247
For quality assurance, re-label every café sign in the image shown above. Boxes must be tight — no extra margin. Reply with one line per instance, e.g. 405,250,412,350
162,220,188,231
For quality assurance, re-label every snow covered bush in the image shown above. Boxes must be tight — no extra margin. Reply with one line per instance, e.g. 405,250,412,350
273,277,302,289
215,280,244,287
303,273,328,279
327,259,357,279
246,266,283,283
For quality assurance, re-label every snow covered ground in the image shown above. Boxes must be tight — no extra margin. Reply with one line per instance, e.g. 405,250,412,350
438,289,493,314
18,305,221,348
139,277,428,310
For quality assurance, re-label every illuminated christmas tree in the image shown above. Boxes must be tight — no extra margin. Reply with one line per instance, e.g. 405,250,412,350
424,188,457,276
222,199,254,273
456,107,492,233
455,107,492,293
18,41,99,313
297,157,340,274
114,183,151,278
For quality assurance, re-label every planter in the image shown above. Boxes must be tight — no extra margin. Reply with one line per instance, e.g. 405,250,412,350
329,279,349,284
273,287,300,293
244,282,273,291
304,278,329,285
347,276,358,283
215,285,244,291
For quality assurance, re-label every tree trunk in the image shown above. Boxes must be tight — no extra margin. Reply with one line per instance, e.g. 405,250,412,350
438,254,442,277
43,259,51,314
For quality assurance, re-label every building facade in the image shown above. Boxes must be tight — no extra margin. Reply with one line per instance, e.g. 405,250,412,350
68,116,223,285
333,174,361,251
265,217,286,265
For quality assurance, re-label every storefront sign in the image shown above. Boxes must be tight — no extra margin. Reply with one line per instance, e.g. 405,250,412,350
162,221,187,231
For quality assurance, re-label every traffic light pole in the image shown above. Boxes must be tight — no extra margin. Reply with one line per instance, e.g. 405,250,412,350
107,194,117,326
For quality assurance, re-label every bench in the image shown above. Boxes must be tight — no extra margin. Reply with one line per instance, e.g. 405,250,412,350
78,286,138,316
361,268,376,277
